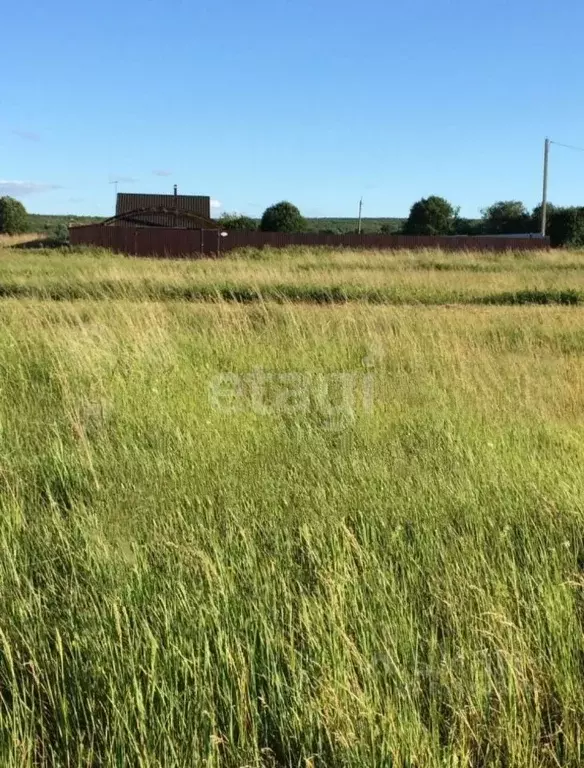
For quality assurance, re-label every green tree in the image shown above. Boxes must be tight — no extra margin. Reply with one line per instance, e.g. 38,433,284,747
219,213,257,231
481,201,530,235
402,196,457,236
0,197,28,235
452,217,482,236
260,201,305,232
531,202,557,235
380,223,398,234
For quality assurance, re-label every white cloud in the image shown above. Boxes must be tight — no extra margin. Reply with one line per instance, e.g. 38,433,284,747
0,180,60,197
12,129,41,142
153,169,172,177
210,199,221,209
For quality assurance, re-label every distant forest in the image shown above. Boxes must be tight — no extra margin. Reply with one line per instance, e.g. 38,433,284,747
301,217,403,234
28,213,407,234
28,213,104,231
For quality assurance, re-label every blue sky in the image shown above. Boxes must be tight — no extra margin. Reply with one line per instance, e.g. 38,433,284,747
2,0,584,219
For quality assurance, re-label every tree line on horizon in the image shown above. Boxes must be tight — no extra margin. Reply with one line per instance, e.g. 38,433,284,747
399,197,584,247
0,198,85,244
2,195,584,247
219,198,584,247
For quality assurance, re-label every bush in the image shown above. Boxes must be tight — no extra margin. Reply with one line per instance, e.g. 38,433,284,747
260,202,305,232
452,218,483,236
548,207,584,248
219,214,257,231
0,197,28,235
52,223,70,246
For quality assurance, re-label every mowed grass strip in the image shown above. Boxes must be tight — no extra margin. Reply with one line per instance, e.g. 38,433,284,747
0,293,583,766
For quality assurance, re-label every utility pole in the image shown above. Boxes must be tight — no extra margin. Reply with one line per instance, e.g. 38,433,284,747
109,180,119,206
541,137,550,237
357,197,363,234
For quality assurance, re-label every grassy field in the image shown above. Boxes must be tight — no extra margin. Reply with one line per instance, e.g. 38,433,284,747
1,247,584,305
0,233,44,248
0,245,584,766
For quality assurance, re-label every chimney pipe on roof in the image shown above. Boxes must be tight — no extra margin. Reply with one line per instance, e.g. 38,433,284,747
173,184,178,197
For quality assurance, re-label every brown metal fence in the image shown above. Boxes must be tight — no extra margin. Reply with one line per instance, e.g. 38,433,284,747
70,225,549,256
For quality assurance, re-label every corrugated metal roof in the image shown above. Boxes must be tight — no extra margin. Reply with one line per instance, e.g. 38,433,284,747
103,206,218,229
115,193,211,228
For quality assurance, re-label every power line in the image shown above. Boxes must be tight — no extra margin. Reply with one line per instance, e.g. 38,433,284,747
550,140,584,153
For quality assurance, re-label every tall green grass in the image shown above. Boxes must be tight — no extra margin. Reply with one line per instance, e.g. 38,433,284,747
1,246,584,305
0,247,584,765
